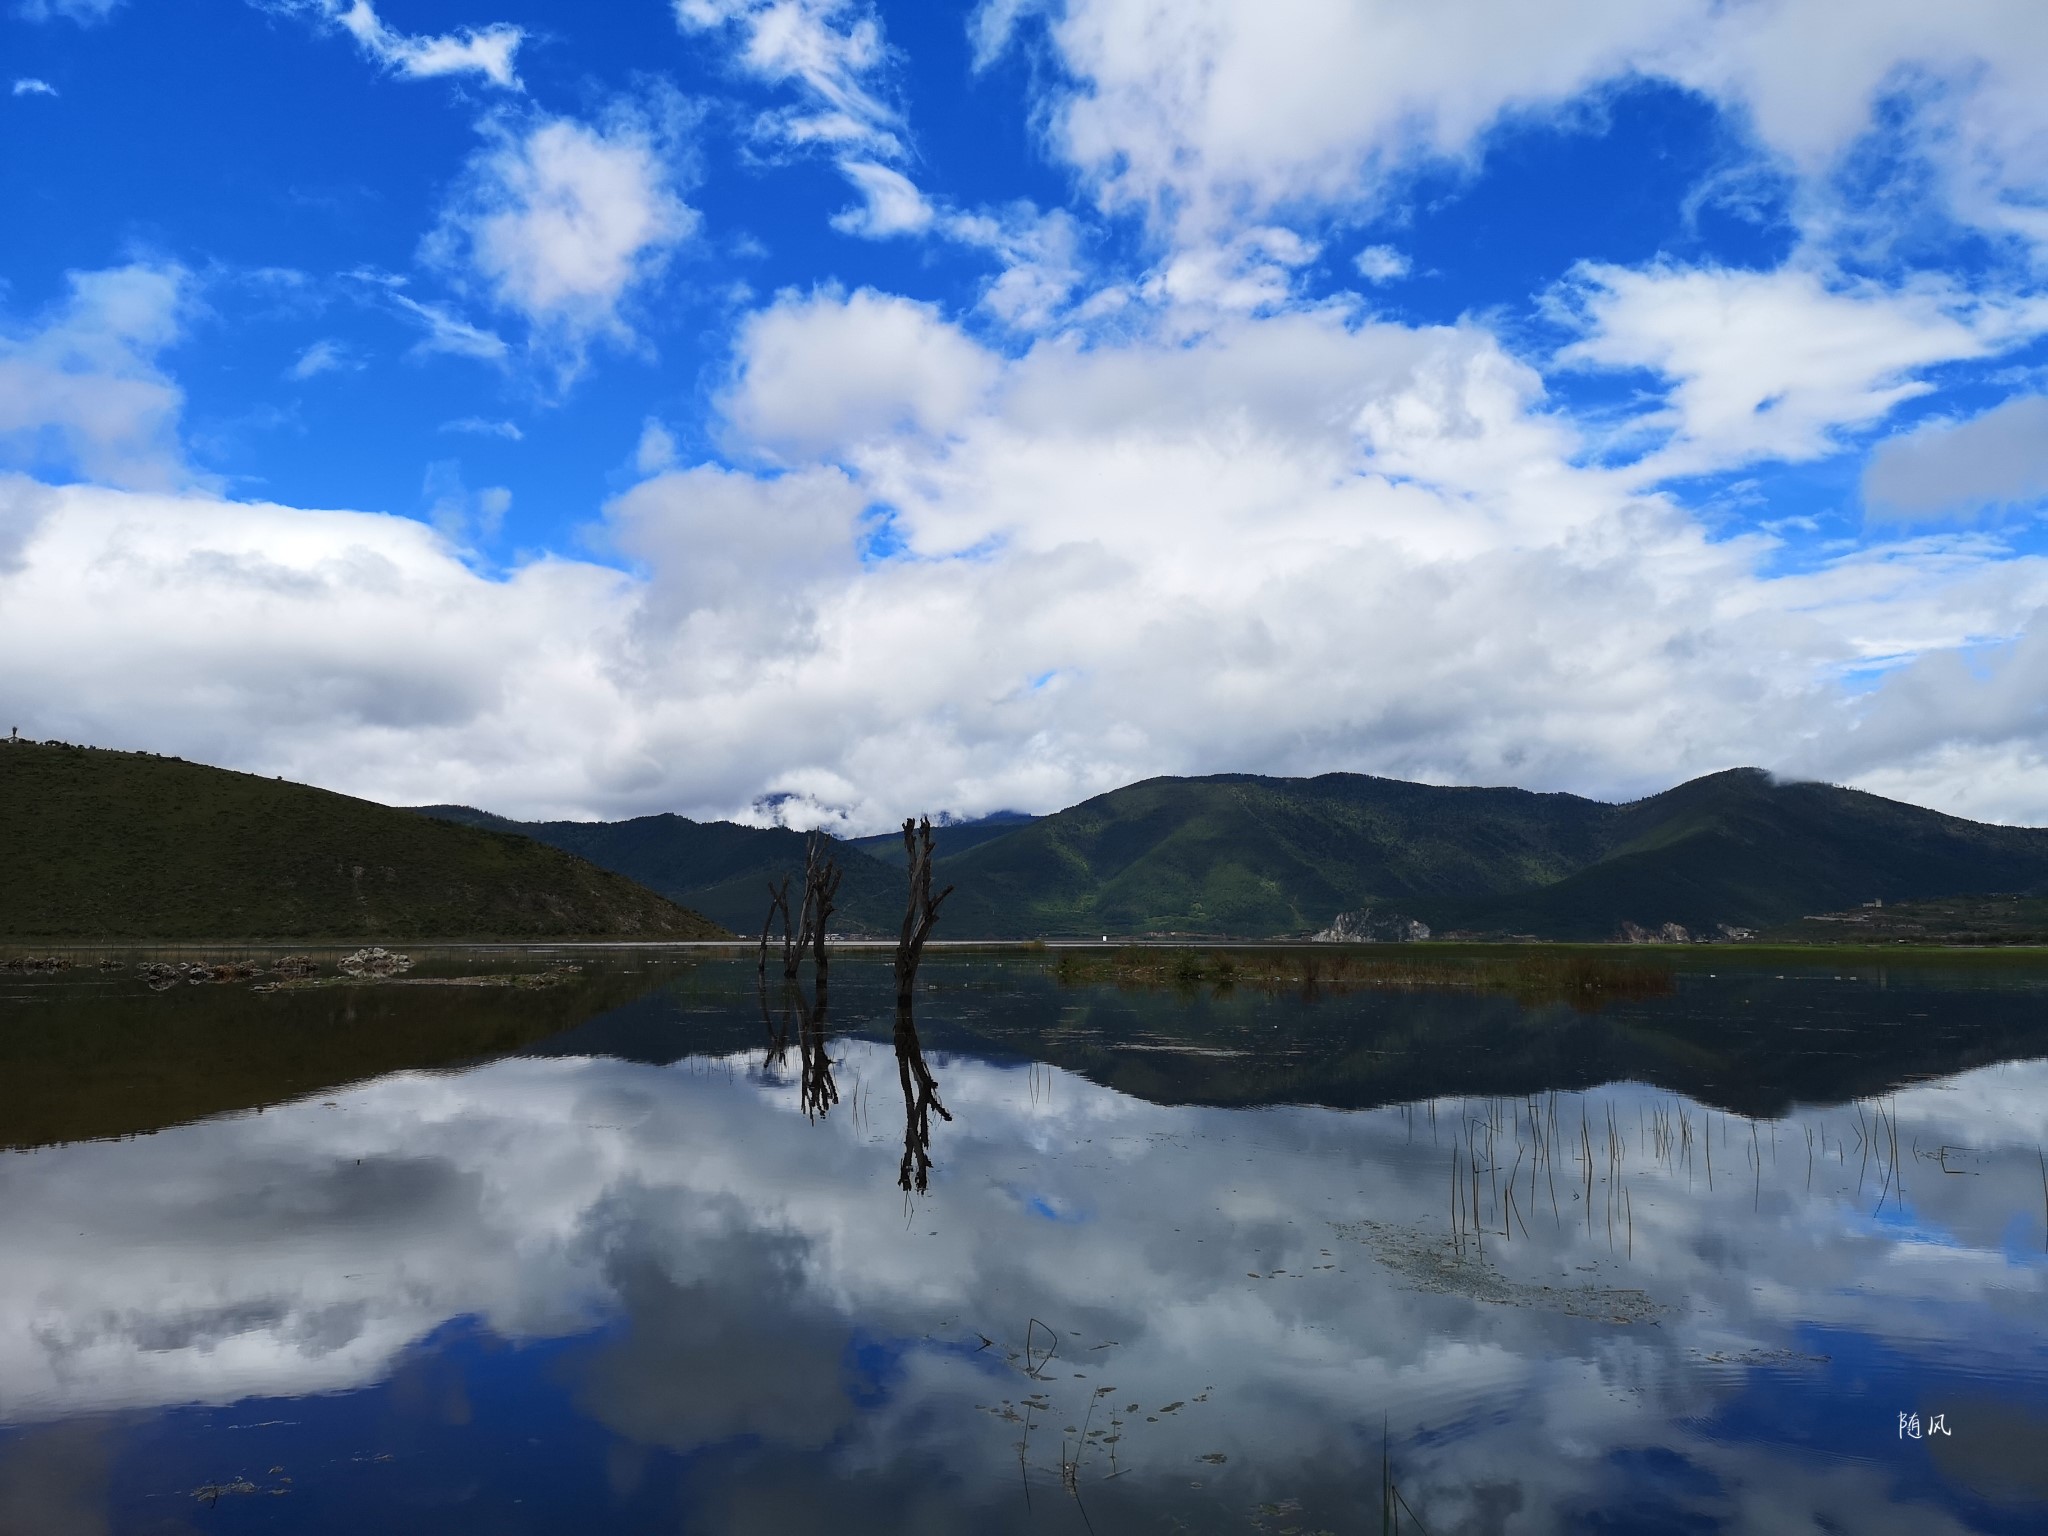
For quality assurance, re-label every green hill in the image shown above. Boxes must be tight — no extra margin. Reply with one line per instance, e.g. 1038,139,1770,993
0,744,727,942
415,767,2048,941
410,805,1006,938
1421,769,2048,939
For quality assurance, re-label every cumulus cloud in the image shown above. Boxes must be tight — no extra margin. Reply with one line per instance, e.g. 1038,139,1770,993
721,287,998,462
1555,262,2002,479
1141,226,1320,317
994,0,2048,261
11,78,59,96
281,0,525,89
0,482,634,810
1354,244,1411,284
1863,396,2048,522
9,287,2048,826
427,105,698,377
0,262,191,490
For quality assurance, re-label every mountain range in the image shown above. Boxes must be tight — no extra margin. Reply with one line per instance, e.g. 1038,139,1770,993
415,767,2048,942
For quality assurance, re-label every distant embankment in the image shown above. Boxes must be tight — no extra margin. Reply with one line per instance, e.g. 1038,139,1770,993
0,743,728,943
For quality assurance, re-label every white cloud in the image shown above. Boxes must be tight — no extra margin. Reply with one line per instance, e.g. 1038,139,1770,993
829,159,933,237
428,107,698,376
422,459,511,546
634,418,679,474
395,294,511,363
439,415,524,440
1555,262,2004,479
348,270,511,364
1863,396,2048,522
675,0,902,158
8,291,2048,826
1141,226,1320,317
1354,244,1411,284
284,337,359,380
0,262,191,490
14,0,120,22
721,287,999,461
1033,0,1685,236
288,0,525,89
11,78,59,96
1002,0,2048,261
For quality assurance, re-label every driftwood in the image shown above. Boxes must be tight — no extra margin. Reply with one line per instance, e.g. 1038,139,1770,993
892,816,954,1007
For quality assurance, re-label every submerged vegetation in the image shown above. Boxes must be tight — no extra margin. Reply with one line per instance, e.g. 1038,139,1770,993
1051,945,1677,1009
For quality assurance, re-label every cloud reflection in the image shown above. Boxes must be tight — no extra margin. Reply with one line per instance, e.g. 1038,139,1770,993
1,1034,2044,1529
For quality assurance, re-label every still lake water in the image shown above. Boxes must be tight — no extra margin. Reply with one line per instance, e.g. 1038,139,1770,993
2,950,2046,1533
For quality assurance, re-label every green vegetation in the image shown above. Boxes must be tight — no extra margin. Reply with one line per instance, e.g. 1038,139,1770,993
418,766,2048,941
1050,944,1678,1007
1,744,727,942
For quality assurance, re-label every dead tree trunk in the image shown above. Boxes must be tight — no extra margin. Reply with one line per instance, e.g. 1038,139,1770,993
783,870,808,983
803,830,844,994
892,816,954,1008
759,876,792,980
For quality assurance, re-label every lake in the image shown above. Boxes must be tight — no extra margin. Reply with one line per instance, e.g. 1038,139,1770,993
2,947,2045,1533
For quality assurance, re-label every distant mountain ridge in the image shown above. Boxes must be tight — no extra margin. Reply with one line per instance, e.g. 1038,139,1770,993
413,768,2048,941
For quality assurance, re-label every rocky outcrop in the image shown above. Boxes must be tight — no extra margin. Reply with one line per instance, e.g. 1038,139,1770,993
339,946,413,976
1312,909,1431,943
1618,920,1692,943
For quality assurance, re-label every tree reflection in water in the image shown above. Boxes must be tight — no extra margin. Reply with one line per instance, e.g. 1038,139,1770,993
795,985,839,1123
894,999,951,1193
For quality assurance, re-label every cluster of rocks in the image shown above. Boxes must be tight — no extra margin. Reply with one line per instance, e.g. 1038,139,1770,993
339,947,413,976
1311,909,1433,943
139,960,261,990
0,955,74,973
1616,921,1758,944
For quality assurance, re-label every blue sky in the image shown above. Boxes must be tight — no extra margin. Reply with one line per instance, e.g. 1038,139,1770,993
4,1,2048,826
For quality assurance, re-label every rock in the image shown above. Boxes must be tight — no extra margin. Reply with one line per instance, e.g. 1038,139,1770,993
1311,909,1431,943
338,947,413,976
1618,920,1693,943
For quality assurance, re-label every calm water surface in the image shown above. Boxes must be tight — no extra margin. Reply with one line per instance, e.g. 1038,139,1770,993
2,951,2045,1533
